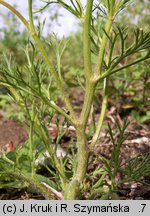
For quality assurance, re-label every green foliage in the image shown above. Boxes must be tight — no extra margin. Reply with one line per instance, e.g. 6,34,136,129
0,0,149,199
0,132,60,199
132,110,150,124
88,120,150,199
41,0,84,18
89,120,130,199
123,153,150,182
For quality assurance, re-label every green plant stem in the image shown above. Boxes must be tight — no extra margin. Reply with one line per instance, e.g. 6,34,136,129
80,81,97,128
96,12,114,76
83,0,93,82
89,186,109,200
33,115,67,189
99,53,150,81
57,54,62,81
0,0,29,29
2,157,53,199
29,118,35,178
64,128,88,199
39,96,73,124
64,1,95,199
9,170,53,199
79,0,95,128
111,55,150,73
89,9,114,148
80,0,96,128
28,0,77,123
92,170,107,190
115,0,122,12
75,128,89,181
65,3,115,199
90,78,109,148
2,155,15,165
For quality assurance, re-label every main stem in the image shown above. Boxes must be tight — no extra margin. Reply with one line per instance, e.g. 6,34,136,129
64,0,94,199
64,128,88,199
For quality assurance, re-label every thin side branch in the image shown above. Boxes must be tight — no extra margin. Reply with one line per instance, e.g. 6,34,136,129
96,14,114,76
28,0,77,123
90,78,109,148
0,0,29,29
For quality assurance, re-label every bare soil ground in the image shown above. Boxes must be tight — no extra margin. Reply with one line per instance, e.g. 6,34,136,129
0,115,28,152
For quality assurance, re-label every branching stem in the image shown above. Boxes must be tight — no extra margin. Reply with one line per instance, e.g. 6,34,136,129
65,0,94,199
